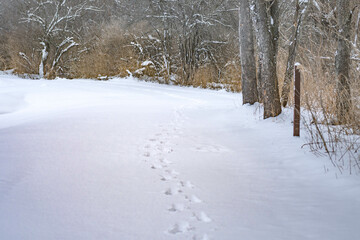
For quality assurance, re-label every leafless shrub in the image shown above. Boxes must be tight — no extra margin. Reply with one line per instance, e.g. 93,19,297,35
299,43,360,174
6,27,41,75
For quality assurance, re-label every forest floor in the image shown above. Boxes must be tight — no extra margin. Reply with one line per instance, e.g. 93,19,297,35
0,71,359,240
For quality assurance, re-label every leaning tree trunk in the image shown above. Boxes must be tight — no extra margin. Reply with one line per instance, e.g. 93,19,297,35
281,0,302,107
253,0,282,118
335,0,353,124
239,0,258,104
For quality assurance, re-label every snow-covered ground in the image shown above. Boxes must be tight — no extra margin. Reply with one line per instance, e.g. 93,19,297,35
0,72,359,240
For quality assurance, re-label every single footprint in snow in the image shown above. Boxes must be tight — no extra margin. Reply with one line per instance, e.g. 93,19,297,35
165,169,179,176
160,174,175,181
193,234,210,240
158,145,173,153
164,147,173,153
144,144,151,149
143,152,151,157
151,164,163,170
156,145,164,151
193,212,212,223
164,187,182,195
168,221,194,234
159,157,172,164
168,203,185,212
180,180,195,189
160,163,168,168
186,195,202,203
149,138,157,142
194,144,230,153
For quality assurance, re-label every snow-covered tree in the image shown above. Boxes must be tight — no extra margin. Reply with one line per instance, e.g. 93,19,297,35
21,0,100,78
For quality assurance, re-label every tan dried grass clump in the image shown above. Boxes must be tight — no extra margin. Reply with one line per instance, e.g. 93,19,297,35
72,20,139,79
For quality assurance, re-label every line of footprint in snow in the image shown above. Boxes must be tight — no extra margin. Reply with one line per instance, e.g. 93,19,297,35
142,107,212,240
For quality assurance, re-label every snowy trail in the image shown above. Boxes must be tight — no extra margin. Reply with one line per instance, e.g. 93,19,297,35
0,73,359,240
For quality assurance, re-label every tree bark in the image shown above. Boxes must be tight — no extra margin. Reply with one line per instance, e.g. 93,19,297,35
239,0,258,104
269,0,280,61
335,0,352,124
253,0,282,118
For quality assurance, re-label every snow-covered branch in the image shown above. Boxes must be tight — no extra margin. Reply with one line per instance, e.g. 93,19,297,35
52,37,79,68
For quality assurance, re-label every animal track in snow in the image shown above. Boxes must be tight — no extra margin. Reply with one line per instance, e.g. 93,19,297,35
160,174,176,181
142,107,214,238
180,180,195,189
164,187,182,196
159,157,172,164
168,221,194,234
168,203,185,212
193,212,212,223
193,144,230,153
164,147,173,153
156,145,173,153
185,195,202,203
165,169,179,176
193,234,210,240
151,164,163,170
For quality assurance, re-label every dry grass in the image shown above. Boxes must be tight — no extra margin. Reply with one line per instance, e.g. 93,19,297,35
221,61,242,92
297,42,360,174
72,21,139,79
187,61,241,92
6,29,40,75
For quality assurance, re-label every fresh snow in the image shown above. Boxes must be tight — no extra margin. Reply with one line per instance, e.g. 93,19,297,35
141,60,155,67
0,72,359,240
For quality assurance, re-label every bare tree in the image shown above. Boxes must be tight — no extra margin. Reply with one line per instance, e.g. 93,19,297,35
142,0,238,84
21,0,100,78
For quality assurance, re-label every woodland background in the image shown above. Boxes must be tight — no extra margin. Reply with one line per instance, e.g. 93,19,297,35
0,0,359,172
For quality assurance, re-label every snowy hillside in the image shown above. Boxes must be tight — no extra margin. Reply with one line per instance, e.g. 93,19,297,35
0,72,359,240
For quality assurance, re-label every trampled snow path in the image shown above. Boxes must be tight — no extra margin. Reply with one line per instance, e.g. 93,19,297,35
0,72,360,240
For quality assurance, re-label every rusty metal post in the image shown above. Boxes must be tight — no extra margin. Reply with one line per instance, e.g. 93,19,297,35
293,65,301,137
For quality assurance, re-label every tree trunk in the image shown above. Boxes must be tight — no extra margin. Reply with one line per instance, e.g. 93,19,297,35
239,0,258,104
269,0,280,62
281,0,302,107
335,0,352,124
39,41,49,78
253,0,282,118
